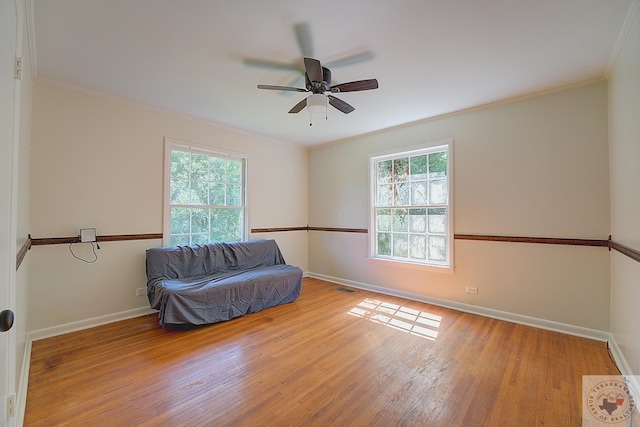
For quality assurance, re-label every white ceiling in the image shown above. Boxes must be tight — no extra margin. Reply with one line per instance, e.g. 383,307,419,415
30,0,633,147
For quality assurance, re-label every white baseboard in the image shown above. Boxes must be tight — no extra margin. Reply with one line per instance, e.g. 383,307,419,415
306,272,610,342
607,336,640,400
28,306,157,342
16,338,31,427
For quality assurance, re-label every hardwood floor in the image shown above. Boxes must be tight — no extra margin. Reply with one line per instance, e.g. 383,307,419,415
25,278,629,426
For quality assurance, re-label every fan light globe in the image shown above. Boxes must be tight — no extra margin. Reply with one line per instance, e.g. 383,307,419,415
307,94,326,113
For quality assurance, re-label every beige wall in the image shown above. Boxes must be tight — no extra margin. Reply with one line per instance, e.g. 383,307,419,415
609,4,640,375
29,82,308,330
309,81,611,331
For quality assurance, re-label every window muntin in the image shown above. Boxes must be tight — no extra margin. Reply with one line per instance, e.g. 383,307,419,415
165,141,247,246
371,143,452,267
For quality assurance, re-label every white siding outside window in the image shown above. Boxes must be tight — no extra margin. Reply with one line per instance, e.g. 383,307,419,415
370,141,453,268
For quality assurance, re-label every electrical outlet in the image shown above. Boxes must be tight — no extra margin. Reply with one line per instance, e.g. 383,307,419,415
7,393,15,417
136,287,147,297
465,286,478,294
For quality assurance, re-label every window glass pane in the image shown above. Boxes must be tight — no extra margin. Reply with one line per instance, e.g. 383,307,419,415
411,181,427,205
394,158,409,182
191,208,209,233
428,152,447,178
377,209,391,232
226,209,243,241
191,181,209,205
191,234,209,245
392,209,408,232
428,179,447,204
170,178,190,205
378,184,392,206
378,160,392,184
191,154,209,181
410,155,428,180
409,235,426,259
409,208,426,233
377,233,391,255
171,234,190,246
171,151,190,179
210,208,242,242
395,182,409,205
209,157,226,182
393,233,408,257
428,208,446,233
226,160,242,184
171,208,190,234
209,183,226,206
428,236,446,261
227,184,242,206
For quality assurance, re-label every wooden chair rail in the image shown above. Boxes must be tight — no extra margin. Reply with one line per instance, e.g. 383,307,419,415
16,230,640,270
29,233,163,246
609,238,640,263
16,237,31,270
251,227,640,264
453,234,609,247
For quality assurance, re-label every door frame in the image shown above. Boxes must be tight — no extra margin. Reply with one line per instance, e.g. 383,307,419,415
1,0,22,425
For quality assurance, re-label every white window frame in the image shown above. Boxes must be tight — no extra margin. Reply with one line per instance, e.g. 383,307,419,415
163,138,249,247
369,140,454,270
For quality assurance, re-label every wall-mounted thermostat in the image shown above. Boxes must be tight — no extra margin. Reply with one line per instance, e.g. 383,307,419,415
80,228,97,243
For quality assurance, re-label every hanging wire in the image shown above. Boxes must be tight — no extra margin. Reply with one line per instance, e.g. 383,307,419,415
69,241,98,263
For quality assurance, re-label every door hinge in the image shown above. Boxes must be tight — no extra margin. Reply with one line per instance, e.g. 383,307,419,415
15,57,22,80
7,393,15,418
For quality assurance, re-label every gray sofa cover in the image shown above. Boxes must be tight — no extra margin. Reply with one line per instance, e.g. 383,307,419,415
146,239,303,327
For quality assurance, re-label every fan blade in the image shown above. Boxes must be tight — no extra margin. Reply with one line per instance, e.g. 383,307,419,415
257,84,308,93
328,95,355,114
288,98,307,114
325,51,375,68
280,75,305,97
330,79,379,93
304,57,323,83
244,58,302,72
294,22,314,58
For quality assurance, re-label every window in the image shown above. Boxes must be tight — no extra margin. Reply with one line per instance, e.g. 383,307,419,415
164,139,247,246
370,142,452,268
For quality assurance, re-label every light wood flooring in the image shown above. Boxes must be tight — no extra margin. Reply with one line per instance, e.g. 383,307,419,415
25,277,628,426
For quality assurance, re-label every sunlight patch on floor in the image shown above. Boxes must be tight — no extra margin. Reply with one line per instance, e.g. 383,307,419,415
348,298,441,340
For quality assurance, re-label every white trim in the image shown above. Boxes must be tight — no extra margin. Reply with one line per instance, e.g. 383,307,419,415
606,0,640,77
164,137,250,160
28,307,156,342
607,336,640,400
15,337,30,427
24,0,36,81
306,272,610,342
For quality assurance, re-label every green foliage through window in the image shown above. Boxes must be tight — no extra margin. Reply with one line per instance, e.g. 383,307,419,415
168,147,245,246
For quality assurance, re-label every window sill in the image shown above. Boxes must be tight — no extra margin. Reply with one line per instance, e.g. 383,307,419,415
367,256,455,274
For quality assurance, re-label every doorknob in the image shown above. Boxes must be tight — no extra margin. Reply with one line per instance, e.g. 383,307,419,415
0,309,14,332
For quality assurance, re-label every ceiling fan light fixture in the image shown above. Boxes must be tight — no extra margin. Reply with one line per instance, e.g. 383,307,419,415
307,94,326,113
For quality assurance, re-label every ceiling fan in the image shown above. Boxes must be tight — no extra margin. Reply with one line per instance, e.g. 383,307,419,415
257,57,379,115
243,22,375,90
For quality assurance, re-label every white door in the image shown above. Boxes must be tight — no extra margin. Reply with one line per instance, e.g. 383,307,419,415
0,0,18,423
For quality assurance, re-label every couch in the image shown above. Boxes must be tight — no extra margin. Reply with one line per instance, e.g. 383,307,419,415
145,239,303,328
